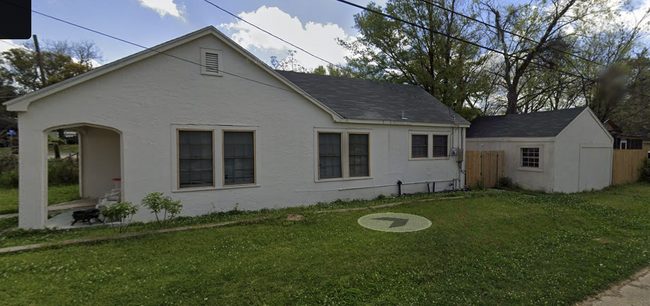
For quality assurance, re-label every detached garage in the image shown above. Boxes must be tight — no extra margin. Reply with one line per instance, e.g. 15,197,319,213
466,107,613,193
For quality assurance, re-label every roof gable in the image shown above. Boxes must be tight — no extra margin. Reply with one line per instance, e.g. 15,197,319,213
277,71,469,125
4,27,341,119
467,107,586,138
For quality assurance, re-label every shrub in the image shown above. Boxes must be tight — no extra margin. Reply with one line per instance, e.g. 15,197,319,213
641,158,650,182
0,151,18,172
0,170,19,188
48,158,79,185
472,179,486,191
100,202,139,232
497,176,521,190
141,192,183,222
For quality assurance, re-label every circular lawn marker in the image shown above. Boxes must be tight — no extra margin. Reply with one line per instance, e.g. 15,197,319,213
358,212,432,232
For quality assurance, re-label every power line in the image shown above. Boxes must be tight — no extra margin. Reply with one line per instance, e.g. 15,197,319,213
334,0,598,84
203,0,341,69
0,0,297,94
413,0,607,68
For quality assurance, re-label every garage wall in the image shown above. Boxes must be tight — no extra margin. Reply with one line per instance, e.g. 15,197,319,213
554,109,613,192
466,137,555,191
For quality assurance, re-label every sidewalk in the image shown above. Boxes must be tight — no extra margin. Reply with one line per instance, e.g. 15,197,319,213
579,268,650,306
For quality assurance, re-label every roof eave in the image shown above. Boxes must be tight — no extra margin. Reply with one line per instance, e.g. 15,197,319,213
334,117,470,127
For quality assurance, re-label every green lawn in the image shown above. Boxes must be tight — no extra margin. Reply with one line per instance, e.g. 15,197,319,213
48,144,79,155
0,185,80,214
1,184,650,305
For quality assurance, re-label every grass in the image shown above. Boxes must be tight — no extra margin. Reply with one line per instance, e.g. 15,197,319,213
0,185,80,215
1,184,650,305
48,144,78,155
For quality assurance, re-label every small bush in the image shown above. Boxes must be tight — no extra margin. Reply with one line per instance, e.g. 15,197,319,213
472,179,486,191
0,151,18,172
141,192,183,222
641,158,650,182
0,170,19,188
376,194,386,200
497,176,521,190
48,158,79,185
100,202,139,232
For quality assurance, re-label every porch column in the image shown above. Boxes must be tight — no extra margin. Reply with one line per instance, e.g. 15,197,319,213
18,122,48,229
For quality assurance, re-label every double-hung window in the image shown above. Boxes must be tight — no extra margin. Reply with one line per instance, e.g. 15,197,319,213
178,130,214,188
411,135,428,158
349,134,369,177
223,131,255,185
521,148,540,168
432,135,448,157
319,133,342,179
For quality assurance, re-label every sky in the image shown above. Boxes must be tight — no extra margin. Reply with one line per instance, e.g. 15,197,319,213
1,0,650,70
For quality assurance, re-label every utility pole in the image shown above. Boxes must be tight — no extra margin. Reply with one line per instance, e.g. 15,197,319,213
34,35,62,159
33,35,47,87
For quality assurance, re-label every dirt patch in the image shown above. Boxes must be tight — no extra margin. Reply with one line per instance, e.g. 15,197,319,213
285,214,304,221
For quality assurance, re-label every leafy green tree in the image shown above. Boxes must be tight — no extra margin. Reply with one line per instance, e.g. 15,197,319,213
340,0,491,120
311,64,352,77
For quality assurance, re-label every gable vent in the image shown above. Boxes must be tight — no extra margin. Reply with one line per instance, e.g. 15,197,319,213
204,52,219,73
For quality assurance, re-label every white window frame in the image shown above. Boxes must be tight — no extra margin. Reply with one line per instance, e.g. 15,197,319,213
620,140,627,150
314,128,372,182
200,48,223,77
517,144,544,172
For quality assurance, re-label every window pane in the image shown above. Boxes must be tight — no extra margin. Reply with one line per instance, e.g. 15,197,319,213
349,134,369,177
411,135,428,158
224,132,255,185
179,131,213,188
319,133,342,179
432,135,448,157
521,148,540,168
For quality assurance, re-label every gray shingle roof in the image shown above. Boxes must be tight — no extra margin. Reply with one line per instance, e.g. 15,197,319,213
277,71,469,125
467,107,586,138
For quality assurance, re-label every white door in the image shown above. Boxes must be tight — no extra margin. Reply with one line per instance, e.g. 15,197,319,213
578,146,612,191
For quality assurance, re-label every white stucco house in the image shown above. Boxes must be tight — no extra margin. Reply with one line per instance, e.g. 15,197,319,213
466,107,613,193
4,27,469,229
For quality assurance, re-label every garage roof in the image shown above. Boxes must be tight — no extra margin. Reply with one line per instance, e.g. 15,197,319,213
467,107,586,138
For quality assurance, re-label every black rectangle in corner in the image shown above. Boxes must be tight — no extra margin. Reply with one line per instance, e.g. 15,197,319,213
0,0,31,39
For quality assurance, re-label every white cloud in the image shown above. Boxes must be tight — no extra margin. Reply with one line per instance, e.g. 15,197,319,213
219,6,356,69
136,0,185,21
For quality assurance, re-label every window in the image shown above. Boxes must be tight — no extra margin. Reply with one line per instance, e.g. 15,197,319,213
319,133,342,179
223,131,255,185
178,130,214,188
349,134,369,177
620,140,628,150
521,148,540,168
432,135,448,157
411,135,428,158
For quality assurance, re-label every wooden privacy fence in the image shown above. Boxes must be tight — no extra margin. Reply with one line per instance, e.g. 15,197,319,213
466,151,505,188
612,149,647,185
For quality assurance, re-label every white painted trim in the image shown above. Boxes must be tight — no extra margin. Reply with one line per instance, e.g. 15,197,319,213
200,48,223,77
334,117,470,128
517,144,544,172
4,27,343,122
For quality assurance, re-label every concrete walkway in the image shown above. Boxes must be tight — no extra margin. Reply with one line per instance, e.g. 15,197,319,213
579,268,650,306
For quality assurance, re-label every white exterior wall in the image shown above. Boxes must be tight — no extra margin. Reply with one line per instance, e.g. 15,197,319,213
14,34,465,227
79,127,121,198
466,137,556,191
554,109,613,192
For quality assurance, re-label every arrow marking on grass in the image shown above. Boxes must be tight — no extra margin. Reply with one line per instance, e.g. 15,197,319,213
371,217,409,228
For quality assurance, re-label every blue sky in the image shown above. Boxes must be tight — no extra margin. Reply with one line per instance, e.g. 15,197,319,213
1,0,390,69
1,0,649,69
